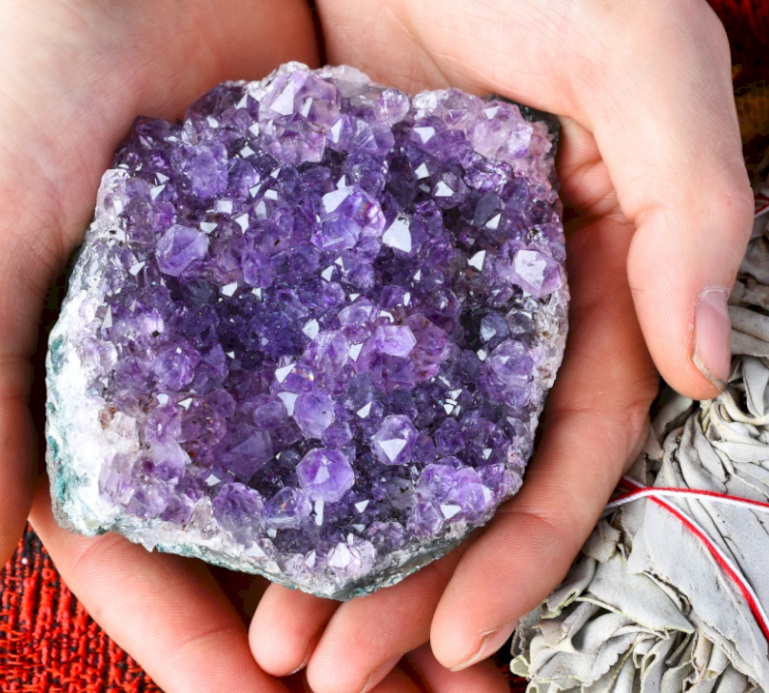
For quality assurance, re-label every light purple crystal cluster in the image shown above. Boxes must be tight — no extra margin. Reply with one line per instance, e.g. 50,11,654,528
46,63,568,599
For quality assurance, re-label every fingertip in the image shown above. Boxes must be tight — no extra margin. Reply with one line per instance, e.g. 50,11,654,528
251,627,315,678
429,561,515,673
356,654,404,693
428,539,507,670
249,584,335,677
446,625,514,673
306,552,463,693
364,664,423,693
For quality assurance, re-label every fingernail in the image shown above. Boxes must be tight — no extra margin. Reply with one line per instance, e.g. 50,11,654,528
448,624,514,673
288,655,308,676
693,287,731,390
288,640,314,675
357,653,403,693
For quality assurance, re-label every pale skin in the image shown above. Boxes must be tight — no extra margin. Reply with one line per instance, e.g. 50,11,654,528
0,0,752,691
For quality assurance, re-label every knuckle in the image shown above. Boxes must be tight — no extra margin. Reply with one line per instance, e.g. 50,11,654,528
628,0,730,63
702,175,756,249
727,183,757,242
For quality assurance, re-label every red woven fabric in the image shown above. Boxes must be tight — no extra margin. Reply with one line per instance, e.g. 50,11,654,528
0,526,526,691
0,527,162,692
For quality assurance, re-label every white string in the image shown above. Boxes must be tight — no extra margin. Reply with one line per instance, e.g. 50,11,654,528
602,477,769,639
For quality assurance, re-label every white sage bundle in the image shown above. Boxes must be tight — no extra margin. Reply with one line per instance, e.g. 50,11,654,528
511,198,769,692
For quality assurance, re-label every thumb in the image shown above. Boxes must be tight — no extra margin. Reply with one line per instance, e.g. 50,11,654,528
584,2,753,398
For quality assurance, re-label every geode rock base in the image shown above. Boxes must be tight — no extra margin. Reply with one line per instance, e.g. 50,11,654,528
46,63,567,599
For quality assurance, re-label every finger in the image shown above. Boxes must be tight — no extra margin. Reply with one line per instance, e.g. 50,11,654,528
284,663,424,693
404,643,510,693
250,584,338,676
0,146,61,565
305,550,463,693
431,210,659,670
578,2,752,398
29,482,288,693
0,364,34,563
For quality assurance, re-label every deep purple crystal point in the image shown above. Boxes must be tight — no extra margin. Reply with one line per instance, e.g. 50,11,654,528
46,63,568,599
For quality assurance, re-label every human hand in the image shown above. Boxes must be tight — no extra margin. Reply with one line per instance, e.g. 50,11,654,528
249,1,754,691
6,3,510,690
2,2,320,691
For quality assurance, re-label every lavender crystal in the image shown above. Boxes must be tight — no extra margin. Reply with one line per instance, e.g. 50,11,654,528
46,63,568,599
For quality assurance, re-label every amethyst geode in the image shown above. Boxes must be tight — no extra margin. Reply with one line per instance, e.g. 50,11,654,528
46,63,568,599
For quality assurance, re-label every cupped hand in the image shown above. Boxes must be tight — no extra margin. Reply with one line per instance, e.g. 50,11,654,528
4,2,512,690
249,1,754,691
2,2,319,691
5,0,752,691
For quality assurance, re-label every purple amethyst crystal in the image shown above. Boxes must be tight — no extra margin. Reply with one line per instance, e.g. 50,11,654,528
46,63,568,599
371,415,418,466
296,448,355,502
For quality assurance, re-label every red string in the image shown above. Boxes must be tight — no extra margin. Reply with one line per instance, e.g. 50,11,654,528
609,483,769,512
616,478,769,643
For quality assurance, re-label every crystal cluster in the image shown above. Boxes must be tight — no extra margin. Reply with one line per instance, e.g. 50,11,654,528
46,63,568,599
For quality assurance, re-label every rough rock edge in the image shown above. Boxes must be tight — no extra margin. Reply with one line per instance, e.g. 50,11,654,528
46,65,567,599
